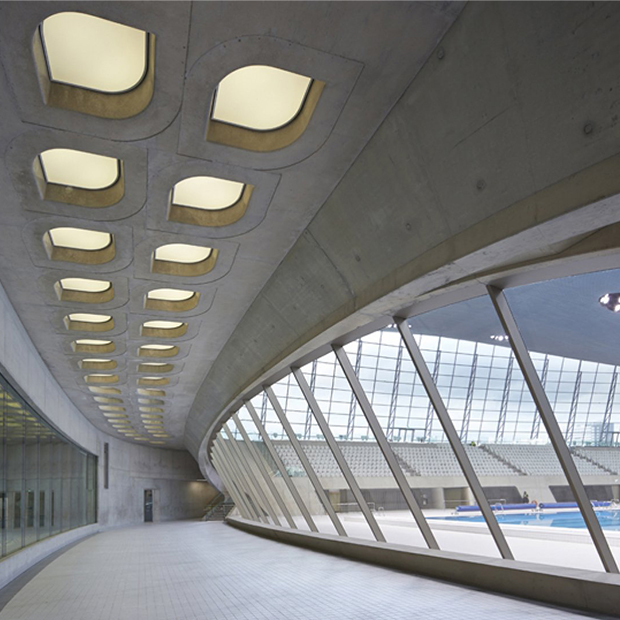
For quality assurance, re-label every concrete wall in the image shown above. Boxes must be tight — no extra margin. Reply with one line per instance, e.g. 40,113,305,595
188,1,620,461
0,279,217,581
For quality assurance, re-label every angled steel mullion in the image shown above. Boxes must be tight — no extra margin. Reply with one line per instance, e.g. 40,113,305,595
265,386,347,536
395,322,513,559
214,439,260,522
213,442,256,521
488,285,618,573
211,448,252,520
216,435,265,523
211,451,249,519
245,401,318,532
220,429,272,524
223,425,281,526
332,345,440,550
292,367,386,542
232,414,297,529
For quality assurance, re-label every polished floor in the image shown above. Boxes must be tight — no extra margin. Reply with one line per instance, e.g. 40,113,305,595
0,521,611,620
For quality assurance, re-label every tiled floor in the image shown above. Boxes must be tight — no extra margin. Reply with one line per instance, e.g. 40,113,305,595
0,521,610,620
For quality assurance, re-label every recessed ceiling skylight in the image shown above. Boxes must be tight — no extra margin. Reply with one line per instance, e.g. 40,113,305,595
88,386,121,395
142,320,183,330
154,244,212,264
147,288,195,302
212,65,312,131
75,339,112,346
39,149,120,190
137,388,166,397
59,278,112,293
171,176,244,211
140,414,163,419
47,227,112,251
41,12,148,93
68,313,111,324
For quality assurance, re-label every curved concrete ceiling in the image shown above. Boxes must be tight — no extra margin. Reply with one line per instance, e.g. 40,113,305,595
0,1,463,449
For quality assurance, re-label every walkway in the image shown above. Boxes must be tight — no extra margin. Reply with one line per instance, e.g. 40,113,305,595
0,522,610,620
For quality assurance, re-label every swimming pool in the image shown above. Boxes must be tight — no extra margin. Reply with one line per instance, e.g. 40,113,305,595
432,510,620,530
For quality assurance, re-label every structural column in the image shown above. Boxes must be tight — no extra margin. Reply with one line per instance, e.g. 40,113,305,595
395,321,513,559
488,285,618,573
333,345,439,550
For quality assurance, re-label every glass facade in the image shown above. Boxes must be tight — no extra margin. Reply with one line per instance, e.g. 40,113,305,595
1,372,97,558
213,269,620,574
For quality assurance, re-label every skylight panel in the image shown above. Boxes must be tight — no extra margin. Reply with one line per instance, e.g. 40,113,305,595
147,288,195,302
142,320,183,330
41,12,148,93
39,148,119,190
171,176,244,211
154,244,212,264
59,278,111,293
68,313,111,324
48,227,111,251
212,65,312,131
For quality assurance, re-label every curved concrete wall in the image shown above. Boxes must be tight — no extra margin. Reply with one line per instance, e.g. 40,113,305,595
186,1,620,458
0,279,217,582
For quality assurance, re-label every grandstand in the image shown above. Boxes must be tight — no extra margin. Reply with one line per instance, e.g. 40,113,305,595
271,440,617,481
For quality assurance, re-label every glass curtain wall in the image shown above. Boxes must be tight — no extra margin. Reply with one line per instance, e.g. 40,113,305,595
211,269,620,574
0,372,97,558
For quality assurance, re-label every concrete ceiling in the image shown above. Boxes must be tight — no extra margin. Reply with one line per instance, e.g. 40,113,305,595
0,2,463,449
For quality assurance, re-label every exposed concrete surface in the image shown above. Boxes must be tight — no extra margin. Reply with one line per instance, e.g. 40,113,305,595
0,277,217,533
187,2,620,459
0,1,462,450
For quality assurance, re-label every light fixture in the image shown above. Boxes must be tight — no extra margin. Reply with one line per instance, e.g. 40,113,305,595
73,339,115,354
56,277,114,303
155,244,211,264
152,243,216,277
212,65,312,131
137,388,166,397
599,293,620,313
138,362,173,374
40,12,148,93
172,176,244,211
138,344,178,358
86,374,119,384
38,149,120,190
46,227,111,251
44,227,114,264
94,397,123,404
65,312,114,332
79,358,117,371
141,320,186,338
88,386,121,395
137,376,169,386
144,288,199,312
490,334,510,342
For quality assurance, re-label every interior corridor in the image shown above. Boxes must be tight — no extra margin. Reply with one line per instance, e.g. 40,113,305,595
0,522,611,620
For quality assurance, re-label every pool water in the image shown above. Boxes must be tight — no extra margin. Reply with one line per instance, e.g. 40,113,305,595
433,510,620,530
